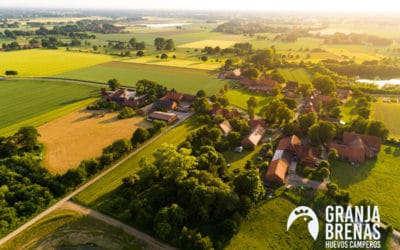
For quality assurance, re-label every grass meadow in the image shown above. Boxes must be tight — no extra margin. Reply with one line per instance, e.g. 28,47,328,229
226,197,326,249
371,100,400,138
55,61,227,95
0,49,114,76
0,208,144,250
123,56,221,70
74,115,199,207
0,79,99,136
330,145,400,227
277,67,312,84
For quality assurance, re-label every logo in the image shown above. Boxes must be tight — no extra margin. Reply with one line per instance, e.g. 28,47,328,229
287,206,319,240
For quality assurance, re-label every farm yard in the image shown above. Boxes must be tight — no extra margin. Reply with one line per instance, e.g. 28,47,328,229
0,79,99,136
38,109,150,174
0,49,114,76
0,208,144,250
55,61,228,95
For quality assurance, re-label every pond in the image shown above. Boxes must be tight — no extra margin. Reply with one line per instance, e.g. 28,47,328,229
356,79,400,88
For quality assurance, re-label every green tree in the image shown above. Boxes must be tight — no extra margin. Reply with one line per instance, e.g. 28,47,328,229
298,112,317,134
107,78,120,91
233,170,265,202
271,70,286,83
242,67,260,80
366,120,389,140
14,126,39,152
129,37,137,47
312,74,336,95
136,50,144,56
154,37,166,50
298,82,313,98
201,55,208,62
131,128,150,146
247,96,258,110
193,97,210,114
308,121,336,146
165,39,175,50
161,53,168,59
196,90,207,98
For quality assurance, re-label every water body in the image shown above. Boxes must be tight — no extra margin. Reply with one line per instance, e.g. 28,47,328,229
136,23,192,28
356,79,400,87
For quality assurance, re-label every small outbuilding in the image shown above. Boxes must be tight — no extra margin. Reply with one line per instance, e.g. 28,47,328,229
148,111,178,124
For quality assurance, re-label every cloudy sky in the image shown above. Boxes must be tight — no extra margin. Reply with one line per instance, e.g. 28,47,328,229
0,0,399,12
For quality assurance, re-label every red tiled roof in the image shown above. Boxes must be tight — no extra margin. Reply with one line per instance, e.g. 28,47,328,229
265,159,289,184
160,92,183,101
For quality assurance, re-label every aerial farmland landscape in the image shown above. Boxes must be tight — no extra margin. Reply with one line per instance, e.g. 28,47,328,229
0,1,400,250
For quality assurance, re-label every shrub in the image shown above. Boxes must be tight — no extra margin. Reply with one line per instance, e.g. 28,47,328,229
5,70,18,75
118,106,135,119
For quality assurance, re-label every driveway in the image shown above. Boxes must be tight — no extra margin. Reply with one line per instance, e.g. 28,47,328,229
286,161,328,189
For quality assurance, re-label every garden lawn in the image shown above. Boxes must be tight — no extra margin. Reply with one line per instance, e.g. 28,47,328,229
226,89,273,114
54,61,227,95
74,115,199,207
0,79,98,136
0,49,114,76
330,145,400,227
371,101,400,138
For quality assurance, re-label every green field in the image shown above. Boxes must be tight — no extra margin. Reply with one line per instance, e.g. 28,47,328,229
226,89,273,114
330,145,400,227
74,115,199,206
55,61,227,95
0,49,114,76
124,56,221,70
226,197,325,249
0,79,99,135
372,101,400,138
277,67,312,84
0,209,144,250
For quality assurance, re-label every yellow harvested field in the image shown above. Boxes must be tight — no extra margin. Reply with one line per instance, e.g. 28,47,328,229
124,57,221,70
0,49,114,76
38,110,150,174
177,39,236,49
325,48,382,62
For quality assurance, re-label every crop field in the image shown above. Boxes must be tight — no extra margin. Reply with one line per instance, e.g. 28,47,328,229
38,110,150,174
277,67,312,84
124,56,221,70
330,145,400,227
0,49,114,76
177,39,237,49
55,61,227,95
0,79,99,136
0,208,144,250
74,115,199,207
371,101,400,138
226,197,325,249
226,89,273,114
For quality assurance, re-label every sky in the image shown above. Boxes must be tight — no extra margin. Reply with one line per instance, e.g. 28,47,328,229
0,0,399,12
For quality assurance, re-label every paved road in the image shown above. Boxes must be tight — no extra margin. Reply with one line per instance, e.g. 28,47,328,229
0,113,192,247
64,201,175,250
